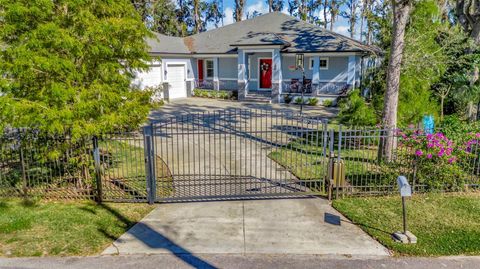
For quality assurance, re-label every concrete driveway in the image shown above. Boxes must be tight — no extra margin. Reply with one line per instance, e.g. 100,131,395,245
149,98,339,121
102,198,389,256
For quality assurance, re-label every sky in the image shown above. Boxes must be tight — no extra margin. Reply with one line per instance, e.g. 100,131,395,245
211,0,354,38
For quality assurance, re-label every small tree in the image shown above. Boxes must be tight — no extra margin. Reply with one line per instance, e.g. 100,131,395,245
0,0,153,137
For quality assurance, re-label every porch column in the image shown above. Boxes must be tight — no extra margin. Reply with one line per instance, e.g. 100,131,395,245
213,57,220,91
271,48,282,103
312,56,320,95
347,55,356,90
237,49,248,100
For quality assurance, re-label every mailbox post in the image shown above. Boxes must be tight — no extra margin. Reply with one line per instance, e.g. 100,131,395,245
393,176,417,244
397,176,411,234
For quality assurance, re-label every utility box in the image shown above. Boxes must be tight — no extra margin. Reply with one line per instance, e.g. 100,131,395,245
329,159,346,187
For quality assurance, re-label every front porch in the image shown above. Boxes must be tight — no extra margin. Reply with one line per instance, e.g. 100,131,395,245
194,50,359,103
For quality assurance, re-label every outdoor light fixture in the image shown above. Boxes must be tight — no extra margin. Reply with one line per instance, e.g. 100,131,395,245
295,53,304,70
295,53,305,114
392,176,417,244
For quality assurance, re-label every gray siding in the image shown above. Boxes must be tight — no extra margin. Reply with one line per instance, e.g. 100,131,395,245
247,52,271,80
281,56,307,79
318,56,348,82
218,58,237,79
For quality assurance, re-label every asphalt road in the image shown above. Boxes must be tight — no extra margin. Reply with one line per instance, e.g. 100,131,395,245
1,254,479,269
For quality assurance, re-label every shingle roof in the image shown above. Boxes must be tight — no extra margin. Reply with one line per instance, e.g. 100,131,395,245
147,12,379,55
147,33,190,54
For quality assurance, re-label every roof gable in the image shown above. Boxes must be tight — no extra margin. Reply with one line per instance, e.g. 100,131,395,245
148,12,378,55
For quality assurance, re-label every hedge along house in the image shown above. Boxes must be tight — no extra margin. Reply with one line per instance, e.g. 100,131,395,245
135,12,379,103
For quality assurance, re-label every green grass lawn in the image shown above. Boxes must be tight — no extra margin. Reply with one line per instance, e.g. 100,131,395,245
333,192,480,256
100,139,173,200
0,198,154,257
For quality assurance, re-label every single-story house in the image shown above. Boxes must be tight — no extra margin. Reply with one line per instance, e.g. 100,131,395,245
134,12,379,103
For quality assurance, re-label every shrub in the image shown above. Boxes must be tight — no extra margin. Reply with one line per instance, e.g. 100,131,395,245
398,130,479,190
322,99,333,107
283,94,293,104
307,98,318,106
193,89,237,100
294,97,304,105
338,90,377,126
440,115,480,144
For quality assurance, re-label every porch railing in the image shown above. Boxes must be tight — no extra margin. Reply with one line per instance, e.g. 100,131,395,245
281,80,349,95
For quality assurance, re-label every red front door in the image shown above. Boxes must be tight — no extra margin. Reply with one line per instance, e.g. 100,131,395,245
259,59,272,89
197,59,204,82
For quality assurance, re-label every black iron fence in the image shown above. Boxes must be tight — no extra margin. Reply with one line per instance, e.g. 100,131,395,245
0,130,150,202
1,111,479,202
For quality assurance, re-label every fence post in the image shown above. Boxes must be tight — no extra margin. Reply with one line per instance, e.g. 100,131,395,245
322,120,328,157
328,129,335,200
92,136,103,203
143,124,156,204
19,146,27,198
337,125,343,198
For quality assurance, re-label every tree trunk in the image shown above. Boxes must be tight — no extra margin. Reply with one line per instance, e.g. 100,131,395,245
324,0,329,29
330,0,336,31
472,22,480,44
193,0,200,33
381,0,412,160
235,0,244,21
477,101,480,121
349,0,357,39
456,0,480,44
359,3,365,42
440,96,444,121
269,0,273,12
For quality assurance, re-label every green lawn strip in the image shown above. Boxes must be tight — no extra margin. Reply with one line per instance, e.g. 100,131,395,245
333,192,480,256
269,145,384,179
99,140,173,199
0,198,154,257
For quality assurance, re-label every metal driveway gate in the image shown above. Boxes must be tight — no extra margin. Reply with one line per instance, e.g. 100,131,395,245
144,109,328,202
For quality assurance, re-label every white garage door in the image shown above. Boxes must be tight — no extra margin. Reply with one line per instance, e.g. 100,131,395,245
167,64,187,99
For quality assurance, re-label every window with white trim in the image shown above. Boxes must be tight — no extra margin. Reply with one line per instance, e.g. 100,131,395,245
309,57,329,70
319,58,329,70
205,59,214,78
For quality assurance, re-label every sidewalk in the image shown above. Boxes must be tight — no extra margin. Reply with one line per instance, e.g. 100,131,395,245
1,254,479,269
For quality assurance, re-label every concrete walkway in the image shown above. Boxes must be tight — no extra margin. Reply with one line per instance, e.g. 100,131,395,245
102,198,389,256
3,254,480,269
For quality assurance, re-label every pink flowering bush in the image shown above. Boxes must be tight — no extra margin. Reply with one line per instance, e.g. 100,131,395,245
397,130,479,190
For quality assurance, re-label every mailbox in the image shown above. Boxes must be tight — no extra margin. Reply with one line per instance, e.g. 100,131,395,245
397,176,411,197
